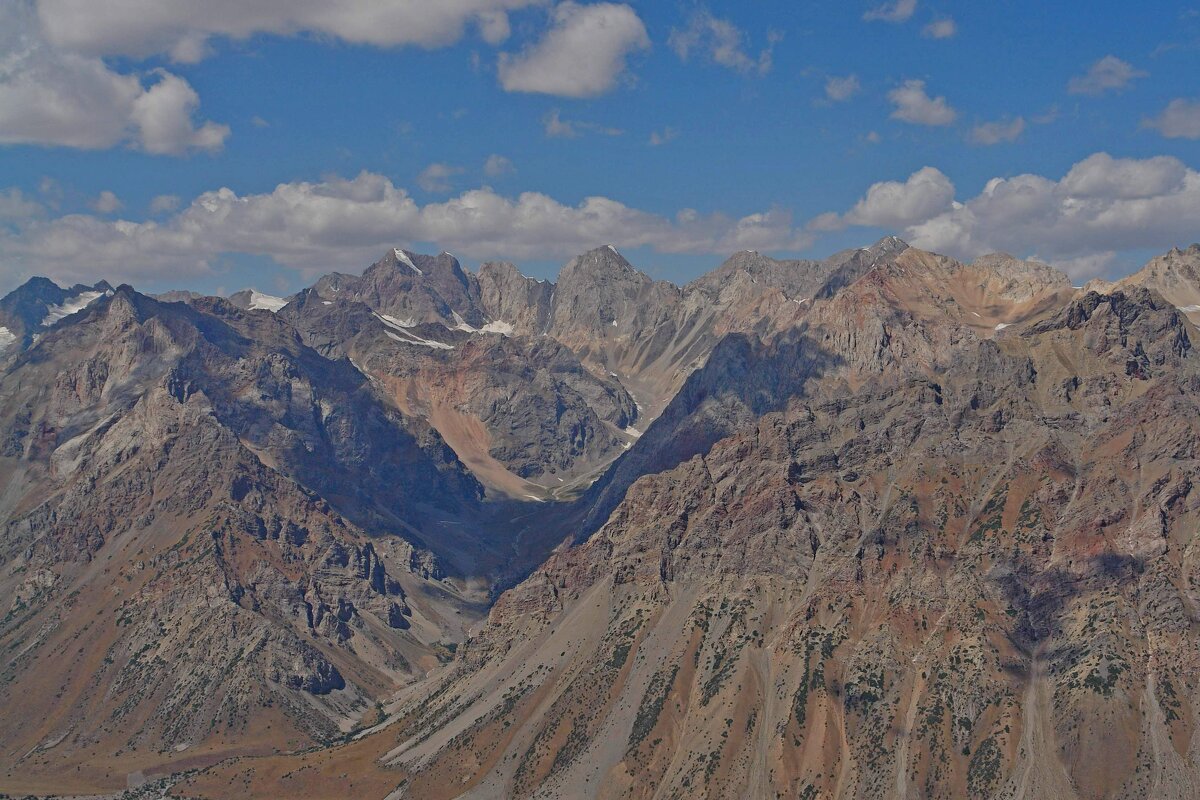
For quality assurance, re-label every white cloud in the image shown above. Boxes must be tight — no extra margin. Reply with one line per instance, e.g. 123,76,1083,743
648,127,679,146
483,154,516,177
1067,55,1146,96
542,109,622,139
1059,152,1186,199
0,4,229,155
842,167,956,229
417,163,466,193
825,74,861,102
130,71,231,155
888,80,957,126
0,189,44,223
863,0,917,23
0,171,815,286
90,190,123,214
970,117,1025,145
498,2,649,98
1050,252,1118,279
1142,98,1200,140
825,153,1200,278
35,0,543,61
149,194,181,213
668,11,778,76
922,18,956,39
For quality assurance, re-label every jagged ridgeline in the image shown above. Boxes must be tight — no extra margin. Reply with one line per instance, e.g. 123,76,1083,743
2,241,1200,798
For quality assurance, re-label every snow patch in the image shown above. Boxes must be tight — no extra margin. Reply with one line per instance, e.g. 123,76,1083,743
624,426,642,438
375,312,417,330
451,311,477,333
41,290,105,326
1178,304,1200,313
606,244,618,254
248,291,288,312
994,323,1010,331
0,326,15,350
384,330,454,350
478,320,514,335
321,300,333,305
393,248,422,275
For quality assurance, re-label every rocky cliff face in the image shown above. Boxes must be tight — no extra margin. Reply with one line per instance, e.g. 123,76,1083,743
281,277,639,495
477,261,554,337
1111,244,1200,324
0,287,498,790
363,283,1200,800
5,241,1200,799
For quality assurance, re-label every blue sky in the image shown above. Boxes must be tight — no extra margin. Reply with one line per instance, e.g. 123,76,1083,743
1,0,1198,295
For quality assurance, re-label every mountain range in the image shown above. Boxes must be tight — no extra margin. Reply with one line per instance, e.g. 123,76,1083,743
2,239,1200,799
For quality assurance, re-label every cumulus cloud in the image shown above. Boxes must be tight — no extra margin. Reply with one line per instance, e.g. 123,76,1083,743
970,117,1025,145
1142,98,1200,140
825,153,1200,278
888,80,957,126
35,0,542,61
863,0,917,23
841,167,956,229
90,190,123,214
825,74,861,102
0,171,815,286
1067,55,1146,96
1058,152,1186,199
417,163,466,193
0,4,229,155
483,154,516,177
498,2,649,98
922,18,956,39
131,71,231,155
668,11,779,76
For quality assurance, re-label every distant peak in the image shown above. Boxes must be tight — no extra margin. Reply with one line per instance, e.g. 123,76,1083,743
390,248,423,276
870,235,909,252
573,245,637,270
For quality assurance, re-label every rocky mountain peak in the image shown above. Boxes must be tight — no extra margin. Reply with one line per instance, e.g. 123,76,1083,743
551,245,656,334
0,276,114,345
1114,241,1200,321
375,246,425,277
868,233,909,255
557,244,646,285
